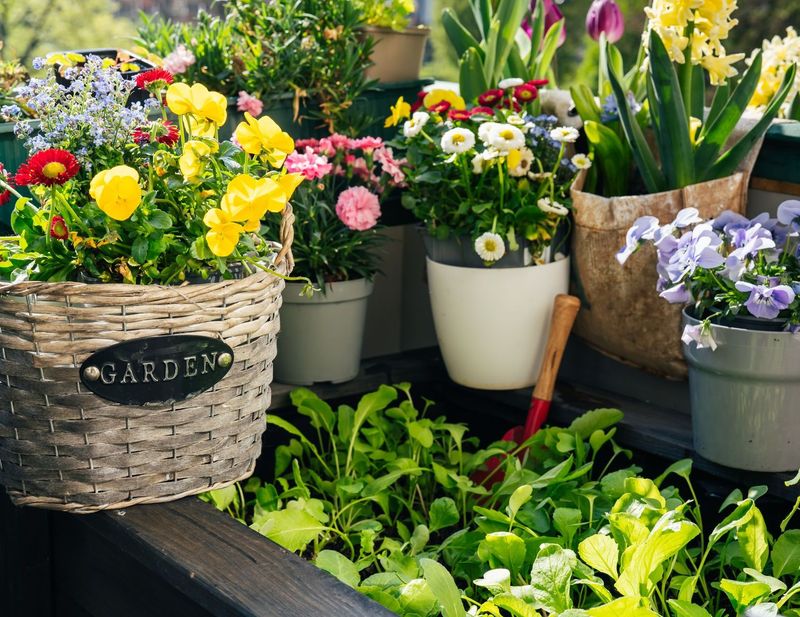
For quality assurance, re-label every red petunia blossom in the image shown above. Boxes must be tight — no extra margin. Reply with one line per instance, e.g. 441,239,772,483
527,79,550,87
15,149,80,187
514,83,539,102
133,120,180,147
136,68,175,91
428,100,451,114
0,163,12,205
477,89,504,107
50,215,68,240
470,106,495,117
448,108,472,121
409,89,428,113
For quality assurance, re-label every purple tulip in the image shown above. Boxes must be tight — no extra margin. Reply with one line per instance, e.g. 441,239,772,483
735,280,796,319
526,0,566,47
586,0,625,44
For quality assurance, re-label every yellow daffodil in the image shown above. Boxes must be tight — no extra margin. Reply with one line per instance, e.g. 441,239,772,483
384,96,411,128
179,140,214,182
220,174,286,223
203,208,243,257
276,172,305,202
89,166,142,221
234,113,294,164
423,89,466,111
166,82,227,126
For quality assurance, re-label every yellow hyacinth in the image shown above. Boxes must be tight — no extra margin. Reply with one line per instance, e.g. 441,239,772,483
203,208,243,257
748,27,800,116
179,140,214,182
166,82,227,126
384,96,411,128
234,113,294,164
89,166,143,222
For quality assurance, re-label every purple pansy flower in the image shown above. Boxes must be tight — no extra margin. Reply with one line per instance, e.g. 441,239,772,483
735,279,796,319
777,200,800,227
712,210,749,231
673,207,703,229
663,224,724,281
681,323,717,350
659,282,691,304
617,215,659,264
728,223,775,260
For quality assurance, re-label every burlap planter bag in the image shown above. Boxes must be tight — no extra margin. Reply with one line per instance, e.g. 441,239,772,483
0,206,295,513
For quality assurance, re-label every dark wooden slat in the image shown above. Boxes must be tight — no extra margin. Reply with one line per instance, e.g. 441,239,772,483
0,492,53,617
52,498,394,617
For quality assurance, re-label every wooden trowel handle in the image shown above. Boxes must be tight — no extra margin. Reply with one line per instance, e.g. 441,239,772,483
532,294,581,403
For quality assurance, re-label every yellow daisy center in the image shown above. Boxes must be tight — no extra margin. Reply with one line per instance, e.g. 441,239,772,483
452,134,465,144
484,238,497,252
42,162,67,179
499,129,515,140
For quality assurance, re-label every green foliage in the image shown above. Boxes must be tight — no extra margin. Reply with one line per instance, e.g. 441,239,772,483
354,0,416,31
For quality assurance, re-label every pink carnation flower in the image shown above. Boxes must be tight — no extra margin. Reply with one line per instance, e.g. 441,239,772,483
336,186,381,231
374,146,406,186
285,148,333,180
162,44,196,75
350,136,384,152
316,137,336,157
328,134,351,150
295,138,320,151
236,91,263,117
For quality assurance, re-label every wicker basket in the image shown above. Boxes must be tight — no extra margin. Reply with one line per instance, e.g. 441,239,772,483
0,206,295,513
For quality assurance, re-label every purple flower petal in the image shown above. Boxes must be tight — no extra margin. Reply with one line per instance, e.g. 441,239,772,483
674,207,702,228
659,283,691,304
777,200,800,226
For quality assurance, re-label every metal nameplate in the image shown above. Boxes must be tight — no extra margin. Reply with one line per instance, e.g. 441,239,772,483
80,335,234,405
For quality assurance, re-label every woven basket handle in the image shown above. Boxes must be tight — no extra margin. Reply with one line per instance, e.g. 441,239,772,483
274,203,295,272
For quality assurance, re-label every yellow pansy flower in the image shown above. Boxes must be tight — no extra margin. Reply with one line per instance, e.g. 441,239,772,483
179,140,214,182
234,113,294,163
276,172,305,202
203,208,243,257
384,96,411,128
423,89,466,111
89,166,142,221
166,83,227,126
186,115,218,139
220,174,286,223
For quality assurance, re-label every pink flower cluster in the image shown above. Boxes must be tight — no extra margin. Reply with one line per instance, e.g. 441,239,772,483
236,91,263,117
336,186,381,231
162,45,196,75
285,147,333,181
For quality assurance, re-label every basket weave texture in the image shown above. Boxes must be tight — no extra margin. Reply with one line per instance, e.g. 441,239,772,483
0,206,295,513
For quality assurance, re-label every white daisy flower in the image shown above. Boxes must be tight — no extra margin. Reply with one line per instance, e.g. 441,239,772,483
402,111,430,138
486,124,526,153
538,197,569,216
481,148,502,160
498,77,524,89
571,153,592,170
509,147,534,177
506,113,526,126
441,127,476,154
474,232,506,262
550,126,580,143
471,153,485,174
528,171,553,181
477,121,501,143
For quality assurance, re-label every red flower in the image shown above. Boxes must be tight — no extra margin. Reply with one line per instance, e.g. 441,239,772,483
429,100,451,114
0,164,12,205
409,89,428,113
50,215,68,240
514,83,539,102
136,68,174,91
448,108,472,121
133,120,180,147
15,149,80,187
477,89,504,107
528,79,550,87
470,106,495,116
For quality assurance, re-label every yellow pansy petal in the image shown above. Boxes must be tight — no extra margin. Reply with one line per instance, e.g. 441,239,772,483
423,89,466,111
90,165,142,221
242,218,261,232
166,82,194,116
276,173,305,201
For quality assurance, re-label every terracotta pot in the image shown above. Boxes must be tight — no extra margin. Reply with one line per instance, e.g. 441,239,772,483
363,26,430,84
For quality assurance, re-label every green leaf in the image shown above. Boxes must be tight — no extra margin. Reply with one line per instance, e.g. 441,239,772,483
291,388,336,434
583,121,631,197
507,485,533,522
781,497,800,533
442,8,482,62
719,579,771,613
315,550,360,589
578,534,619,579
251,508,326,552
492,594,541,617
147,209,173,229
492,0,528,85
710,499,754,546
743,568,787,594
408,420,434,448
353,385,398,433
667,599,713,617
647,30,694,188
411,524,430,555
363,467,424,497
587,597,660,617
480,531,526,574
571,85,602,124
204,485,238,512
739,506,770,572
553,508,582,547
532,19,564,80
132,236,149,264
471,0,492,39
568,409,624,439
772,530,800,578
529,544,576,614
459,47,489,104
430,497,460,533
399,579,439,616
420,558,466,617
655,459,693,487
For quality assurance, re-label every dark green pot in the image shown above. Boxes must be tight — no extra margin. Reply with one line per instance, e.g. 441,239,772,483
0,122,30,230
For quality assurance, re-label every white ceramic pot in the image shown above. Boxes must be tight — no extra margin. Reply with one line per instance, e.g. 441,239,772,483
275,279,374,385
426,257,571,390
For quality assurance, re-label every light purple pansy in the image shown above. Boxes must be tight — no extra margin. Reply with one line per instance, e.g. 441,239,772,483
659,282,691,304
711,210,749,231
673,207,703,228
663,224,724,281
728,223,775,260
681,323,717,351
777,200,800,227
735,280,796,319
617,215,659,264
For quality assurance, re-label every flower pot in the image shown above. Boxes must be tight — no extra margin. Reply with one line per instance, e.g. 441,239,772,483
422,231,533,268
275,278,374,385
0,209,295,513
426,257,570,390
682,310,800,472
363,26,430,84
570,171,748,379
0,121,32,229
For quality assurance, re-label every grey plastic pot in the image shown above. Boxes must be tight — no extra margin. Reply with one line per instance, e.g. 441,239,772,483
682,310,800,472
275,279,374,385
